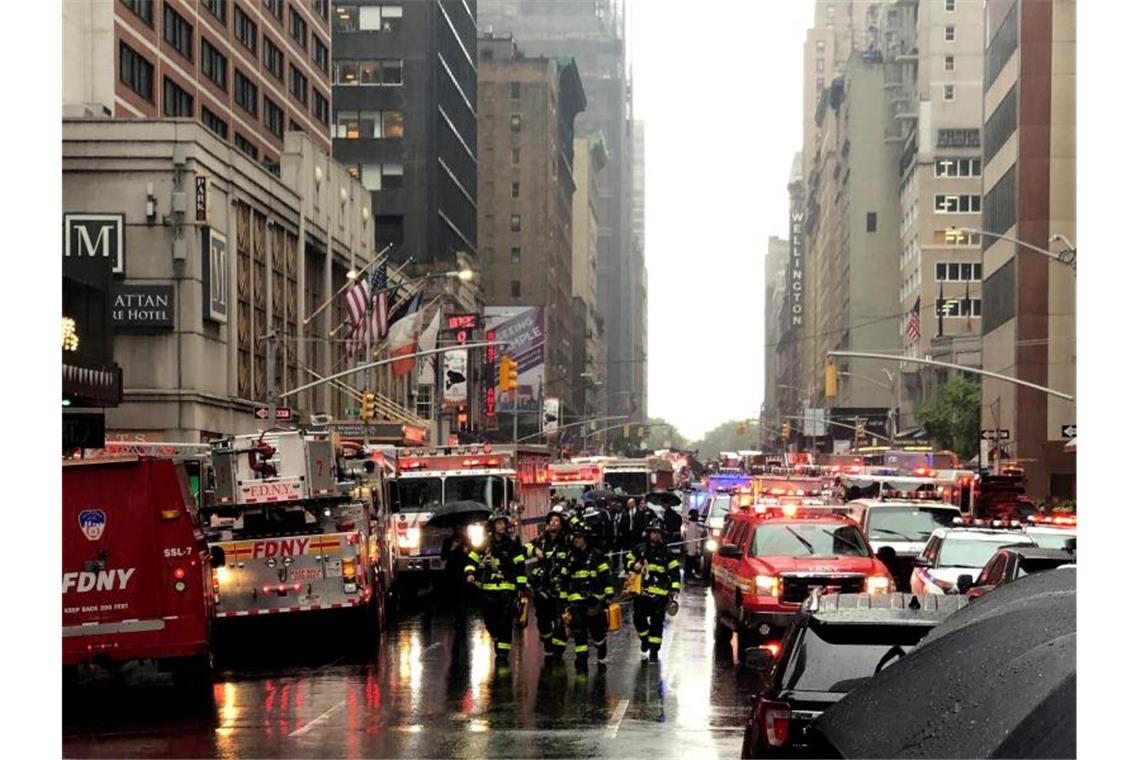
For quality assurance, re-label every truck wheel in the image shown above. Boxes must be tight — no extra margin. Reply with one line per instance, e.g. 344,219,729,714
171,654,214,706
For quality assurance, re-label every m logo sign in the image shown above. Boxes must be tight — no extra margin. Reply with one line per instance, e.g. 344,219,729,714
64,213,125,274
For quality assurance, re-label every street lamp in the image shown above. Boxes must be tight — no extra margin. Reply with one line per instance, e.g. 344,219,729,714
949,226,1076,271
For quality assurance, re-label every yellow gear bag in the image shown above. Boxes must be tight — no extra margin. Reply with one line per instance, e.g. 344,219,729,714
607,602,622,633
516,595,530,627
624,572,642,596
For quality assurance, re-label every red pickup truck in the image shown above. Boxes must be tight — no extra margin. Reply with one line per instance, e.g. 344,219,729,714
711,506,893,656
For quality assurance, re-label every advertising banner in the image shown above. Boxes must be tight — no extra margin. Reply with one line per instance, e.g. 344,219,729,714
442,348,468,407
485,306,544,414
543,398,560,436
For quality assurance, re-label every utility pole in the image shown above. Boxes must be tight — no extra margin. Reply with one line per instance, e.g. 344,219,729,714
266,332,278,427
512,389,519,444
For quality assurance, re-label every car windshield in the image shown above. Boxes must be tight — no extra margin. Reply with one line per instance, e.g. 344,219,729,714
938,538,1027,568
865,507,960,541
604,472,648,496
396,477,443,512
751,522,869,558
707,494,733,522
444,475,507,508
1026,529,1076,550
780,623,928,692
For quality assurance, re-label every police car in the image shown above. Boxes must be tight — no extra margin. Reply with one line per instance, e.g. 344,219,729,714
1023,513,1077,550
909,518,1036,595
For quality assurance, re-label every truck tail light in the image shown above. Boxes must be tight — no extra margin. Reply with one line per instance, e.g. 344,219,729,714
760,698,791,748
160,509,181,521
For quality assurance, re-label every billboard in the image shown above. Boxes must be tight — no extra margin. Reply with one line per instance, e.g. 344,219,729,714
485,306,544,414
442,348,468,407
543,398,560,436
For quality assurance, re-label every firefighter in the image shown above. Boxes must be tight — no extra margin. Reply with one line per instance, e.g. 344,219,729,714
560,523,614,672
626,517,681,663
526,506,571,656
465,510,528,666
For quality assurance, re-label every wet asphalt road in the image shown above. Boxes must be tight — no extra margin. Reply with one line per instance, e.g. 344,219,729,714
63,580,760,758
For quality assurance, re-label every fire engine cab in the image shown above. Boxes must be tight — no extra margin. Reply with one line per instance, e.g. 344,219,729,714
204,429,387,627
388,445,551,583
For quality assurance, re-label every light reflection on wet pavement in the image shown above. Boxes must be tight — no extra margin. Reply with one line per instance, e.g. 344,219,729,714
63,582,760,758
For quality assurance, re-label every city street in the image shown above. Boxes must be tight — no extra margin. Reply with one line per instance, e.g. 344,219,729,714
63,582,757,759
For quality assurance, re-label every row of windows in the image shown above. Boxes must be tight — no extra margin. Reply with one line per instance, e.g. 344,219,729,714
936,262,983,282
333,59,403,86
935,229,982,247
935,157,983,178
938,298,982,318
983,166,1017,244
332,109,404,139
985,2,1019,90
934,194,981,214
333,3,403,32
984,84,1018,164
347,162,404,191
199,37,328,127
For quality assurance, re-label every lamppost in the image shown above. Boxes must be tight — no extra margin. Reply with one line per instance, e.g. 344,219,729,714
948,226,1076,271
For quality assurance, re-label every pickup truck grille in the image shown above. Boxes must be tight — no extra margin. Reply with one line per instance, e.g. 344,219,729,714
780,573,865,604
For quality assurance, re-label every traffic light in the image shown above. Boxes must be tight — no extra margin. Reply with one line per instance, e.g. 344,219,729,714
361,391,376,420
498,356,519,392
781,422,791,439
825,362,838,399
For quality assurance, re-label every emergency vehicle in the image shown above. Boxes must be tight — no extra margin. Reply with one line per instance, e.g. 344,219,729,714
548,460,604,502
599,456,674,496
204,429,387,626
910,517,1036,595
63,457,218,687
845,494,964,591
388,444,551,581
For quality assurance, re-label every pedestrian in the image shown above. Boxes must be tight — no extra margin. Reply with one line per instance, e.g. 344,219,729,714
465,510,528,666
560,523,615,672
625,518,681,663
526,507,570,657
683,508,702,581
662,500,682,551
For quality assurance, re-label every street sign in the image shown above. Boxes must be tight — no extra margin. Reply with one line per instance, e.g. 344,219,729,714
254,407,293,421
1061,425,1076,439
980,429,1011,441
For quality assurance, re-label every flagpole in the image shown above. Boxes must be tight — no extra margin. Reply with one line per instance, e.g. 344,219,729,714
304,243,394,328
328,256,415,339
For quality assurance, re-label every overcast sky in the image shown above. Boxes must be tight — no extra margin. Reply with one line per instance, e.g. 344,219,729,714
628,0,814,441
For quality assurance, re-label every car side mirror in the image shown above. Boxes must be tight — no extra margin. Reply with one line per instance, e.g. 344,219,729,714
912,557,931,568
956,573,974,594
718,544,743,558
209,545,226,569
742,646,776,671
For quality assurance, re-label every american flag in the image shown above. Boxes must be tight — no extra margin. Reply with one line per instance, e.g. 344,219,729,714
344,265,389,358
905,297,921,344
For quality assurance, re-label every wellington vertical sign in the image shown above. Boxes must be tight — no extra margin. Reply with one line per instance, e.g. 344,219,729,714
787,203,804,331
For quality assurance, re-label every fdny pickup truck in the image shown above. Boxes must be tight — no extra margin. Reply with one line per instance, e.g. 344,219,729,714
63,457,219,687
204,430,387,627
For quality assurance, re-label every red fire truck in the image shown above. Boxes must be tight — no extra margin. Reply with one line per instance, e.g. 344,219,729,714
600,456,675,497
388,444,552,585
549,460,604,502
63,457,219,688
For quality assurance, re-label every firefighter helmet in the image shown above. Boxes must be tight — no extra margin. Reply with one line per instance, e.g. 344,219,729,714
489,509,511,525
645,518,665,536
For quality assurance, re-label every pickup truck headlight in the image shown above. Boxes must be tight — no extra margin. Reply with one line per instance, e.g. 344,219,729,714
397,527,422,551
754,575,779,596
705,538,719,552
864,575,893,594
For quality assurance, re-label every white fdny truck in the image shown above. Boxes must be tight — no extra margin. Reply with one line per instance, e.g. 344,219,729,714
204,430,387,626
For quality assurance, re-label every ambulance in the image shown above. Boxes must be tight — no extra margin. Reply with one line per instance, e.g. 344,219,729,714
388,444,552,582
203,430,387,627
63,456,218,687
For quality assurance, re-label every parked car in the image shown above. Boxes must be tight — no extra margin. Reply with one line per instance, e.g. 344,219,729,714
740,591,969,758
962,545,1075,600
909,524,1036,595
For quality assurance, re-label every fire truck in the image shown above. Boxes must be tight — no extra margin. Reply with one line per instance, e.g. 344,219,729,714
203,429,387,627
549,460,604,502
600,456,675,497
388,444,552,585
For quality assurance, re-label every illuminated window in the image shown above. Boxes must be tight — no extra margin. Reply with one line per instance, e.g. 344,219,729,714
382,111,404,138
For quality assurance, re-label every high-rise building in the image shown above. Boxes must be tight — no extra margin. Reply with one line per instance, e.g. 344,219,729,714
63,0,334,170
632,120,648,418
475,35,587,424
573,133,608,426
764,235,789,438
775,153,805,440
882,0,986,436
477,0,642,429
980,0,1076,499
331,0,478,267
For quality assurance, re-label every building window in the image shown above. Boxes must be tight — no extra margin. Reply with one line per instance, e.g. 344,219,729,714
201,105,228,138
511,182,520,199
381,163,404,188
335,109,375,138
334,60,358,84
945,25,955,42
943,84,955,101
289,119,302,131
816,40,825,52
935,157,983,177
234,69,258,116
985,3,1018,89
163,76,193,117
511,247,522,264
511,81,522,99
380,5,402,31
936,229,981,246
940,299,981,318
510,114,522,132
119,42,154,102
510,214,521,231
234,4,257,53
121,0,154,26
290,64,309,105
512,148,520,164
163,3,193,61
264,38,283,79
481,48,493,62
290,7,308,50
982,258,1014,333
382,110,404,138
265,0,283,21
944,55,954,72
934,194,981,213
313,91,329,125
234,132,258,160
202,38,228,91
983,166,1017,239
264,96,284,138
945,0,956,11
866,212,877,232
313,0,329,19
935,262,982,281
816,58,824,73
816,77,824,93
334,4,360,30
203,0,226,23
510,280,521,298
359,163,382,190
381,59,403,85
376,214,404,247
313,38,328,74
984,84,1018,164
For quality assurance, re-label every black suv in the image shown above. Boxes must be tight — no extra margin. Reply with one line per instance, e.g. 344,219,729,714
740,592,968,758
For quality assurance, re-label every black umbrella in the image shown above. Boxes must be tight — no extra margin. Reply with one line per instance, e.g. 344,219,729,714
645,490,682,508
425,500,492,528
813,568,1076,759
581,489,617,504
